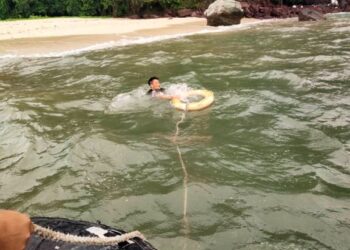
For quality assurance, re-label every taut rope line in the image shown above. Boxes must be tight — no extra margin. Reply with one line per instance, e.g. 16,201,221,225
33,223,145,245
173,104,190,236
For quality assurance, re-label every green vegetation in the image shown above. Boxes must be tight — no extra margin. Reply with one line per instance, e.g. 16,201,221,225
0,0,330,20
0,0,215,20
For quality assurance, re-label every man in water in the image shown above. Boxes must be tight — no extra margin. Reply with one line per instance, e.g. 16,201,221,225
147,76,177,100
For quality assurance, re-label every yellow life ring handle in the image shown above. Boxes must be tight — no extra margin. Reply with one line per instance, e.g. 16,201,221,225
170,89,214,111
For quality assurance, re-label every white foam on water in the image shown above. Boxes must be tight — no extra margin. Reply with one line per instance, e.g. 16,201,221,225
330,26,350,33
107,87,150,114
0,19,273,59
166,83,193,100
333,37,350,44
107,83,193,114
327,11,350,16
257,55,284,63
277,26,310,33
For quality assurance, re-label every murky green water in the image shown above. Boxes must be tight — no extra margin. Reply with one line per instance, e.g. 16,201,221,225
1,13,350,250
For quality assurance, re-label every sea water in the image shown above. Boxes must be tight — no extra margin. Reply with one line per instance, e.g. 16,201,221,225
0,13,349,250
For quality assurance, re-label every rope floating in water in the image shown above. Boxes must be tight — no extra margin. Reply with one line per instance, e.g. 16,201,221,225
174,104,190,235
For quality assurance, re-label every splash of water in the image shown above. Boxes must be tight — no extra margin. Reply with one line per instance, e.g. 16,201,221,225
107,83,192,113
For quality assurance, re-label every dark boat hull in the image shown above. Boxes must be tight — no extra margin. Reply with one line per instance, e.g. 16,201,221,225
26,217,156,250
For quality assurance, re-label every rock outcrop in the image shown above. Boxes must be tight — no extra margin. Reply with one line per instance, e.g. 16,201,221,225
177,9,193,17
339,0,350,10
298,8,326,21
239,1,343,19
204,0,244,26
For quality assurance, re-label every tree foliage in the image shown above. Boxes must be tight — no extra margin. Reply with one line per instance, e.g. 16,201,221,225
0,0,206,19
0,0,327,20
0,0,11,19
13,0,31,18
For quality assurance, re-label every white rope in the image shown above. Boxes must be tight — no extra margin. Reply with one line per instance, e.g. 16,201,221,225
173,103,190,236
176,144,188,218
174,112,186,139
33,223,145,245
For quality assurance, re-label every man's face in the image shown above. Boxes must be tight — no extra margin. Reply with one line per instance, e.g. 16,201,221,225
150,79,161,90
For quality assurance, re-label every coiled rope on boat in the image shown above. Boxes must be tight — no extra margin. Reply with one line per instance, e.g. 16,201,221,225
33,223,145,245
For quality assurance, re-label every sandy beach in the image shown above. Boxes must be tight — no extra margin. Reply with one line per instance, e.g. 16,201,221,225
0,17,265,56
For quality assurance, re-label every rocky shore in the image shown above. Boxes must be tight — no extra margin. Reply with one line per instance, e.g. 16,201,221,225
240,0,350,19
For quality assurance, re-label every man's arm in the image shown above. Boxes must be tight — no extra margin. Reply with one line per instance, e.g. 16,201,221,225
0,210,34,250
156,94,176,100
154,92,179,100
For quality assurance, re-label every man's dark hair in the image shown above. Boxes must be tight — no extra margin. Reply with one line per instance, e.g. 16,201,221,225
148,76,159,86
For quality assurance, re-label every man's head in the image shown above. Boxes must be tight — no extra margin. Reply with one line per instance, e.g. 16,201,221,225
148,76,160,90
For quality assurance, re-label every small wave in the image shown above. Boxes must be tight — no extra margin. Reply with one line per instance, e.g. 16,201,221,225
290,55,345,64
315,108,350,128
329,26,350,33
327,12,350,18
180,58,192,65
236,103,265,117
271,49,302,56
135,54,174,66
314,70,343,81
259,90,298,105
317,167,350,190
191,52,217,59
0,101,34,122
107,87,149,113
333,37,350,44
55,99,106,112
249,70,312,88
328,149,350,169
245,241,328,250
169,71,199,84
277,26,310,33
257,55,284,63
204,70,240,77
64,74,115,87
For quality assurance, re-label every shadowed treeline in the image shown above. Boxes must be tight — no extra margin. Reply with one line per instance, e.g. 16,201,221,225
0,0,213,19
0,0,337,20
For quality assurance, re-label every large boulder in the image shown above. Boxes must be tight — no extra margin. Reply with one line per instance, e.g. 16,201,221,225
204,0,244,26
298,8,326,21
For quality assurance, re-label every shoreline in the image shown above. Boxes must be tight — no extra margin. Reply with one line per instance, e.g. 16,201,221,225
0,17,291,57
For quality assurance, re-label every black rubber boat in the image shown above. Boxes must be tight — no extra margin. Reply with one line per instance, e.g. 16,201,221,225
26,217,157,250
